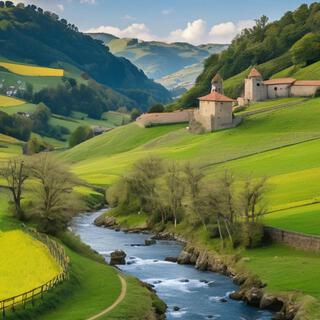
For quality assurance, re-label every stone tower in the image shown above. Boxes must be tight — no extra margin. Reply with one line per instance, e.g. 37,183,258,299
244,67,267,102
211,73,223,94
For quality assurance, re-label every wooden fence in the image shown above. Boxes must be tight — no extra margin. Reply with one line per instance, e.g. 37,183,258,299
0,228,69,319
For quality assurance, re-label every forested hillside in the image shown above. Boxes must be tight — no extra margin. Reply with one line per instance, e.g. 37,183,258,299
88,33,227,80
0,3,171,110
174,3,320,108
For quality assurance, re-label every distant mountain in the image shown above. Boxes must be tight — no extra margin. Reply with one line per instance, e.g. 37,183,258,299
88,33,228,81
0,5,171,110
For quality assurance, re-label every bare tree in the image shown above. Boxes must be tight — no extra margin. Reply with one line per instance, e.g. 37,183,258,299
30,153,82,235
165,162,185,228
183,162,207,229
240,177,268,223
0,158,29,220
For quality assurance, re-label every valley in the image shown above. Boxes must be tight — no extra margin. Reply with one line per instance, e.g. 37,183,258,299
0,1,320,320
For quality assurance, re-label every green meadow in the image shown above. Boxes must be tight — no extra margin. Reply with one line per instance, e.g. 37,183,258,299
63,98,320,236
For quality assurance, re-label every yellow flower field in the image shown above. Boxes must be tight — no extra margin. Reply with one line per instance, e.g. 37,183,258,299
0,95,25,107
0,230,61,301
0,62,64,77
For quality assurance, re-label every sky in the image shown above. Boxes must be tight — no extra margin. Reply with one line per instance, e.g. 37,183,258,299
15,0,316,44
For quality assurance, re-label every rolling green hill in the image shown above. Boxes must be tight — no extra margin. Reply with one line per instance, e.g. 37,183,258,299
88,33,227,86
63,97,320,236
173,3,320,109
0,5,171,110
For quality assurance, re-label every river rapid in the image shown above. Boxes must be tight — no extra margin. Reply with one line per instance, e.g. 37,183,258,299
72,210,273,320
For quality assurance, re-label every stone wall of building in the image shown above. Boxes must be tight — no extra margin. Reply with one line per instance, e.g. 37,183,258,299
264,226,320,252
267,84,291,99
290,85,319,97
136,110,191,127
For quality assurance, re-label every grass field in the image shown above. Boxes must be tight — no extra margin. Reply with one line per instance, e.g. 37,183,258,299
0,230,61,300
63,97,320,236
243,244,320,299
0,62,64,77
0,95,25,107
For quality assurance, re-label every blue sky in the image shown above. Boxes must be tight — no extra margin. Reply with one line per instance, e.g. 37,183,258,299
17,0,316,44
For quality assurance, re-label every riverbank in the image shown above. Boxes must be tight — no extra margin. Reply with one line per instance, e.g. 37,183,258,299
95,209,320,320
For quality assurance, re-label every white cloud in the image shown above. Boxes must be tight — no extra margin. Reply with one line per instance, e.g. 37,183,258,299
123,14,136,21
169,19,207,44
86,23,157,41
209,20,255,43
57,3,64,11
162,9,173,15
80,0,96,4
87,18,255,45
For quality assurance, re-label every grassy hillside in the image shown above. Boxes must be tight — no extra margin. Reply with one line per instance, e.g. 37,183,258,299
64,97,320,237
0,5,171,110
89,33,227,80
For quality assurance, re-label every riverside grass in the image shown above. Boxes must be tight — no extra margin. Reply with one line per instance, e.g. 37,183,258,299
0,62,64,77
64,98,320,235
0,230,61,301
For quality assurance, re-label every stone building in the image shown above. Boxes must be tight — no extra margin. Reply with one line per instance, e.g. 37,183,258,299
192,74,235,132
240,67,320,105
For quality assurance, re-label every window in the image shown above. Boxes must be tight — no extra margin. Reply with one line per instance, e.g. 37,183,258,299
274,87,278,91
257,83,260,87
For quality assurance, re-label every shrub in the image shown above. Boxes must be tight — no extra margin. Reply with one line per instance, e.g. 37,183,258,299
241,222,264,248
69,125,94,148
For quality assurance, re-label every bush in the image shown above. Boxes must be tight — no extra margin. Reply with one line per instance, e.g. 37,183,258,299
241,222,264,248
69,125,94,148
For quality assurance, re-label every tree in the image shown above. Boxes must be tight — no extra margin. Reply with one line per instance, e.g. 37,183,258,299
0,158,29,221
239,177,268,223
30,153,82,235
69,125,94,148
130,108,141,121
165,162,185,228
290,32,320,65
183,163,207,229
148,104,164,113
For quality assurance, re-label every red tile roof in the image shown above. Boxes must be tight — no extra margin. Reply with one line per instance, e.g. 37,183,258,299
263,78,296,85
248,67,262,78
293,80,320,86
198,91,234,102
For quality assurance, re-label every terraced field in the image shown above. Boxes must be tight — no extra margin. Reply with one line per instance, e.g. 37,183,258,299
0,62,64,77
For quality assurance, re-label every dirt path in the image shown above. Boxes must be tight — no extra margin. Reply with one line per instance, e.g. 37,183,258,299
86,274,127,320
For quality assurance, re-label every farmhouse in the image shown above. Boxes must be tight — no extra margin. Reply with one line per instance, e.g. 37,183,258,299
191,74,238,132
240,67,320,105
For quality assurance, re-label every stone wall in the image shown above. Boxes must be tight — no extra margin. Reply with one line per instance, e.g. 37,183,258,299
264,226,320,252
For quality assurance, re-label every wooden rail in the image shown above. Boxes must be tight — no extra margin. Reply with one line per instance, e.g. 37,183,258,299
0,228,69,319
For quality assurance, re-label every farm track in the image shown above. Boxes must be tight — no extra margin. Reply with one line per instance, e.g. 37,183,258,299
86,275,127,320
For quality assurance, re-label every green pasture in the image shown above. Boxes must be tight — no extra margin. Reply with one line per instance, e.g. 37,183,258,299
64,98,320,235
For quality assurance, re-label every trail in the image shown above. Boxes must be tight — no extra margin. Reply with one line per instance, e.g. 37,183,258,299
86,274,127,320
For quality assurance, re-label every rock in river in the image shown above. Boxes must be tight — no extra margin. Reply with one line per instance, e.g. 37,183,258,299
110,250,126,265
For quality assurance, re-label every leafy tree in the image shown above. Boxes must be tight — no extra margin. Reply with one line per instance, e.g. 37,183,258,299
69,125,94,148
148,104,164,113
290,32,320,65
130,108,141,121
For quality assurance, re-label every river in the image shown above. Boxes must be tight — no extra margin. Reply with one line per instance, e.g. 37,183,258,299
72,210,273,320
